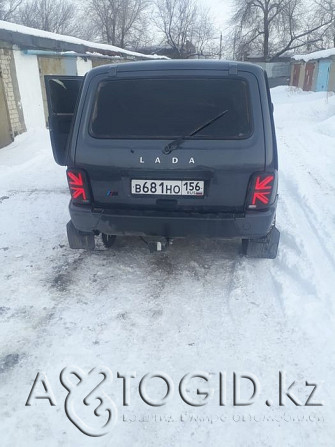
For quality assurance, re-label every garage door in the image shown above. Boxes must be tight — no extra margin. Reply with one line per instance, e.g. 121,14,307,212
292,64,301,87
303,63,315,91
316,60,331,92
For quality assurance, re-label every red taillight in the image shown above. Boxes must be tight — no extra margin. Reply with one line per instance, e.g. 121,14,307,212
247,172,277,210
66,169,90,203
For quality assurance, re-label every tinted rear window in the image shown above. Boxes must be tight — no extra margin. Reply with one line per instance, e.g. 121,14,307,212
90,78,252,139
49,79,82,114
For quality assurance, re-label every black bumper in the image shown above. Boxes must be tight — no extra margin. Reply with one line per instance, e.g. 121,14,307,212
69,200,277,239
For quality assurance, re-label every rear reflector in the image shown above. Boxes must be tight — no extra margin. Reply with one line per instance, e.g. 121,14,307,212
66,169,91,204
247,172,277,210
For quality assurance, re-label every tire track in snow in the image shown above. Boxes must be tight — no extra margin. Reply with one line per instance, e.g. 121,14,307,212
142,239,242,324
281,170,335,272
273,122,335,309
279,137,335,265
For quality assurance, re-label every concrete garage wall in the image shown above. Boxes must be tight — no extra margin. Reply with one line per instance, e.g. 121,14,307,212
13,50,45,129
77,57,92,75
92,57,117,68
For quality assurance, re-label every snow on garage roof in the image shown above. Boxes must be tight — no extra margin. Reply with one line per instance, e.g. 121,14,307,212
292,48,335,62
0,20,167,60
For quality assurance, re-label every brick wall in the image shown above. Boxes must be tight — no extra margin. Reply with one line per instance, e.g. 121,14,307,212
0,48,25,136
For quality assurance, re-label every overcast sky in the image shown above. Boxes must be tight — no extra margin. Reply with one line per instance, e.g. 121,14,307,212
204,0,234,33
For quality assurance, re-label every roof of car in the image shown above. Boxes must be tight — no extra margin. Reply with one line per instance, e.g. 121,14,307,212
87,59,265,77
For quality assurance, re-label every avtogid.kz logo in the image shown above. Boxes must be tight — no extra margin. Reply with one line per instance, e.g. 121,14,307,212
61,367,117,436
25,369,323,437
26,366,118,437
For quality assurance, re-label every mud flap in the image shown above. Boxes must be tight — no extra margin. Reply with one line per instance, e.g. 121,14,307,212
66,220,95,250
242,226,280,259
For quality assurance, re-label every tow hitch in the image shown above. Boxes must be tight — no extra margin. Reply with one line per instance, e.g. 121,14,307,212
140,237,171,252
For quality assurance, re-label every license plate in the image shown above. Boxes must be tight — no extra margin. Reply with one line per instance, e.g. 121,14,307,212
131,180,204,196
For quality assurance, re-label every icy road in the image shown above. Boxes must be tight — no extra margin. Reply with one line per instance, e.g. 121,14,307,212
0,87,334,446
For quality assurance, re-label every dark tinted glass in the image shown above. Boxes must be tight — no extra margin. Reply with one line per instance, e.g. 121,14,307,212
90,78,252,139
49,79,82,114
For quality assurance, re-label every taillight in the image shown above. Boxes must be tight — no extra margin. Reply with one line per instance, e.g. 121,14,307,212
246,172,277,210
66,168,91,204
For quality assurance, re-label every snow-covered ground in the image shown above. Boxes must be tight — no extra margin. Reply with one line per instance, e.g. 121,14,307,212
0,87,334,446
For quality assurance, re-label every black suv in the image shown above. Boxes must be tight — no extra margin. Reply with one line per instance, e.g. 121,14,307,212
45,60,280,258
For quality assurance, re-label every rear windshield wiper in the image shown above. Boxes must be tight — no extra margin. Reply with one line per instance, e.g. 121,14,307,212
163,109,229,154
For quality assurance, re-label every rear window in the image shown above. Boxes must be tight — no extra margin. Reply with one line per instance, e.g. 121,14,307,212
89,78,252,139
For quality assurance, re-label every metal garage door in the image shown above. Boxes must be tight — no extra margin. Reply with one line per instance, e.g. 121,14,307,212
292,64,301,87
316,60,331,92
303,62,315,91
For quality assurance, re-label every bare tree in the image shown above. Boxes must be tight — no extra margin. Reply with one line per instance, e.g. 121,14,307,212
124,11,153,50
15,0,78,35
312,0,335,48
274,0,334,56
192,6,216,56
0,0,22,20
231,0,334,60
82,0,149,48
154,0,216,58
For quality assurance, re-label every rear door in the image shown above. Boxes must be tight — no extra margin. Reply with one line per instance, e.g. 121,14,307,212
75,68,269,213
45,76,83,165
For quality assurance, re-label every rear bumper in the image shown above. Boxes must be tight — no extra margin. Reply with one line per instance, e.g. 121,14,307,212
69,199,277,239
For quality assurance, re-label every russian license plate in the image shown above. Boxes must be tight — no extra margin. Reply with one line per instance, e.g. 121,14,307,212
131,180,204,196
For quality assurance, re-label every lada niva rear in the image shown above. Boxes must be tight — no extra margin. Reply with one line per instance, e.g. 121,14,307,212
45,59,280,258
